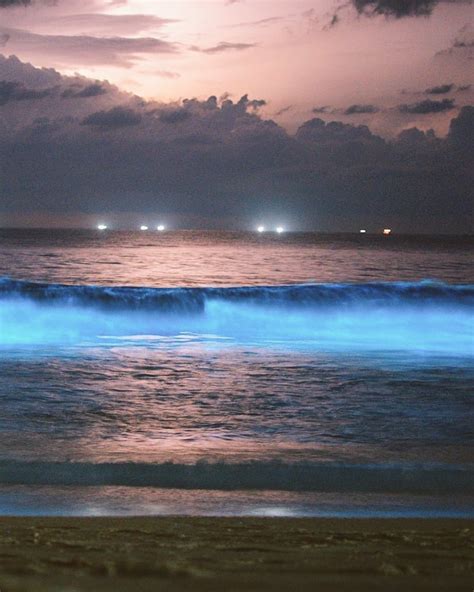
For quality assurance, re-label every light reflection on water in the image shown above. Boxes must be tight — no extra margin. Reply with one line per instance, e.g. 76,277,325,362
0,231,472,515
0,486,472,518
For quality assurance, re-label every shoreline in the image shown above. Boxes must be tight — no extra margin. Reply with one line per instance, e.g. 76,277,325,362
1,516,472,591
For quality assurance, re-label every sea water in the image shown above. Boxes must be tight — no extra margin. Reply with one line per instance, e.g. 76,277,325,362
0,230,472,516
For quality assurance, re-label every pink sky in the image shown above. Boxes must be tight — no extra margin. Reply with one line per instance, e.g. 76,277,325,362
0,0,472,136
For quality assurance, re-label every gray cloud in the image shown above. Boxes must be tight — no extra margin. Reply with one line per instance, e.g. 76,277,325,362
352,0,438,18
399,98,456,113
0,27,178,67
62,83,107,99
275,105,293,117
425,83,454,94
81,106,142,129
191,42,257,54
344,104,380,114
0,79,55,104
158,109,191,124
312,106,331,114
0,0,32,6
43,13,176,36
1,56,472,233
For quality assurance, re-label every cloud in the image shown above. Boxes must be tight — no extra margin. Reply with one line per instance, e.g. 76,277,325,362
191,42,257,54
344,104,380,114
435,24,474,62
312,106,331,114
448,104,473,150
40,13,177,37
0,0,32,6
158,109,191,124
81,106,142,129
458,84,472,91
351,0,438,18
275,105,293,117
326,0,470,28
0,79,55,104
0,27,178,67
425,83,454,94
154,70,180,79
228,16,285,29
1,56,472,233
62,83,107,99
399,98,456,113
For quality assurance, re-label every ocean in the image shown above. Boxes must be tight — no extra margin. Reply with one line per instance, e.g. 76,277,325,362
0,230,472,517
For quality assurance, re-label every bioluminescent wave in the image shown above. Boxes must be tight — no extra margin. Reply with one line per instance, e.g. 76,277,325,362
0,278,472,354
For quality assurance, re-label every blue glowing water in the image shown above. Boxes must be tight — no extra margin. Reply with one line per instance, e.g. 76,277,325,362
0,231,472,516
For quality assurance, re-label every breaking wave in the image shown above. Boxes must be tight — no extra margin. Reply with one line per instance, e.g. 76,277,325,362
1,277,473,310
0,278,472,352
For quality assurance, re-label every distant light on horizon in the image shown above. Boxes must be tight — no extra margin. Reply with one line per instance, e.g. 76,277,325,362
383,228,392,235
97,224,108,231
360,229,366,234
140,225,149,231
157,225,165,231
257,225,265,233
276,226,284,234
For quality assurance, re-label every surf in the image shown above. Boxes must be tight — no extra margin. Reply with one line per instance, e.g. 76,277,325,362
0,278,472,354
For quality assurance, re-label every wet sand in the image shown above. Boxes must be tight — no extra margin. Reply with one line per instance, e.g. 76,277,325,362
0,517,472,591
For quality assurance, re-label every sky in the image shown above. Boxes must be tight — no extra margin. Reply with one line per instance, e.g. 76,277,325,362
0,0,472,231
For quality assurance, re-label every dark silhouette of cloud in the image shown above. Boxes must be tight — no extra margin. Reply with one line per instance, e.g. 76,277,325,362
0,0,32,6
312,106,330,114
0,79,54,104
191,42,257,54
352,0,438,18
158,109,191,124
425,83,454,94
62,83,107,99
458,84,472,91
448,104,474,150
399,98,456,113
81,106,142,129
345,104,380,114
1,56,472,233
275,105,292,117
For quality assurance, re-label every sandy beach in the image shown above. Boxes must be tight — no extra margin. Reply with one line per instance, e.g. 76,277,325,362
0,517,472,591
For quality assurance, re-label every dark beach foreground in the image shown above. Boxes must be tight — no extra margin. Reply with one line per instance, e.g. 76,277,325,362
0,517,472,591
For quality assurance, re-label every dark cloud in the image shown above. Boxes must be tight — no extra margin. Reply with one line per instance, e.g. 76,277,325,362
0,80,55,104
458,84,472,91
275,105,293,117
352,0,438,18
399,98,456,113
0,0,32,6
62,83,107,99
1,56,472,233
158,109,191,124
425,83,454,94
448,104,474,150
191,42,257,54
312,106,330,114
81,106,142,129
344,104,380,114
